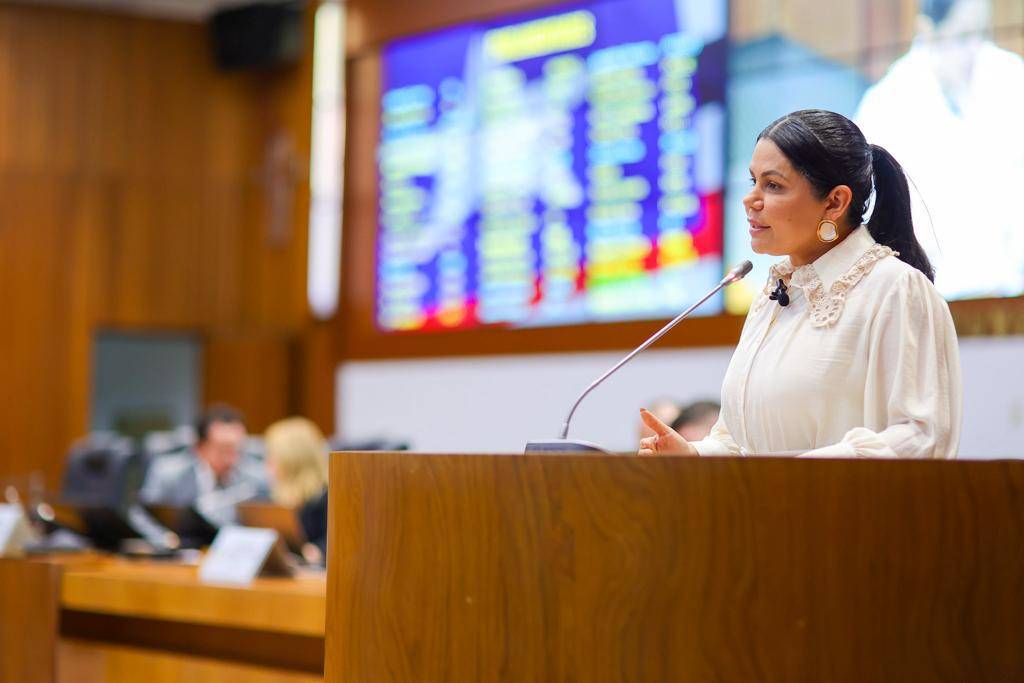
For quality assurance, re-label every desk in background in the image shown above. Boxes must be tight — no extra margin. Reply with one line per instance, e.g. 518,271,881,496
0,554,325,682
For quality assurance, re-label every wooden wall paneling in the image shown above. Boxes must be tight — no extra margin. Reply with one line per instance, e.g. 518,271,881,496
98,178,206,328
65,179,109,469
0,13,11,169
236,55,315,332
200,179,249,328
337,52,380,357
204,332,297,434
76,16,130,178
0,174,80,487
294,321,339,436
0,5,313,335
234,176,307,331
0,2,319,482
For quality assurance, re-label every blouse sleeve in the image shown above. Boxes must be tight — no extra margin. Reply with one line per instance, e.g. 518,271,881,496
799,269,962,459
691,415,743,456
690,294,764,457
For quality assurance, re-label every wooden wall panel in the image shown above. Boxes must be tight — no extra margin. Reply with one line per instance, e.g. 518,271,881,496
0,175,83,485
294,321,339,436
0,3,318,486
204,333,295,435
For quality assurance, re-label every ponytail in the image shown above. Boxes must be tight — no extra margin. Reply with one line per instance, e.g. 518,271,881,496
867,144,934,281
760,111,938,281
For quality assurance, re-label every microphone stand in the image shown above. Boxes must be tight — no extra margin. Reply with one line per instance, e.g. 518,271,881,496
524,261,753,454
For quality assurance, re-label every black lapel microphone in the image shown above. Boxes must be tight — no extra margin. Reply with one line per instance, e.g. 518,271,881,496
769,279,790,307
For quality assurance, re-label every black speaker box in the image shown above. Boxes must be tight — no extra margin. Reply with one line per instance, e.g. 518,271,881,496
209,2,304,71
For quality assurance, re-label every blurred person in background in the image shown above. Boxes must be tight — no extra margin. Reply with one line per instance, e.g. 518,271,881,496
264,417,330,564
670,400,721,441
855,0,1024,299
139,404,269,526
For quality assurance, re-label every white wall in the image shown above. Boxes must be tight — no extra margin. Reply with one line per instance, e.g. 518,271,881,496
958,337,1024,458
337,336,1024,458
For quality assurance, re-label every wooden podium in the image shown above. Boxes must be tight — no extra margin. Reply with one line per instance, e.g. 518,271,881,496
325,453,1024,682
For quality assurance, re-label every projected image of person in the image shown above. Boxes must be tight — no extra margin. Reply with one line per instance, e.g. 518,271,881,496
639,110,961,459
855,0,1024,299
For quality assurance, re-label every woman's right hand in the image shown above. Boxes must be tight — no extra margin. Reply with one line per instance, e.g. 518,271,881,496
637,408,698,456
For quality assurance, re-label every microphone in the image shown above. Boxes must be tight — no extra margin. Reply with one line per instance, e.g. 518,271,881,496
524,260,754,453
769,279,789,307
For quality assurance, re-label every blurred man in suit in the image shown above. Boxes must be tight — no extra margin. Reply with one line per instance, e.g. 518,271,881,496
139,405,269,527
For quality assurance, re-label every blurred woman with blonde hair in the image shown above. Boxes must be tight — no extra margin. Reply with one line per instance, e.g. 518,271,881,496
264,417,330,561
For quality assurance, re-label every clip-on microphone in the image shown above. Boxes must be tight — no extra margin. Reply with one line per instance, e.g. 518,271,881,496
769,279,789,306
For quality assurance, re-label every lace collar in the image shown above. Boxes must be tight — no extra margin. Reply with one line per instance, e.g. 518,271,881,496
756,226,897,327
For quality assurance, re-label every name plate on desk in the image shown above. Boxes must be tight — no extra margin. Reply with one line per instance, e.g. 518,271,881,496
0,504,37,558
199,526,294,585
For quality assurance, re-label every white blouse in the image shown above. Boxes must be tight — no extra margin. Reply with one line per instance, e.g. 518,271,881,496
693,226,962,458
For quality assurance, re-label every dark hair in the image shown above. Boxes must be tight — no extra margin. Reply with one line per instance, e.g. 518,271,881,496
757,109,934,281
670,401,721,433
920,0,958,26
195,404,245,443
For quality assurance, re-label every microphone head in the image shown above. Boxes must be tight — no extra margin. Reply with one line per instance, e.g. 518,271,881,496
722,260,753,284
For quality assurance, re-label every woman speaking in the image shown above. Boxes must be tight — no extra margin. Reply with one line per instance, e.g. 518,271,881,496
639,109,961,458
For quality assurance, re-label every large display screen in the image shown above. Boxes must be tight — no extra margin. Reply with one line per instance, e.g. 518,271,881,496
377,0,727,332
723,0,1024,311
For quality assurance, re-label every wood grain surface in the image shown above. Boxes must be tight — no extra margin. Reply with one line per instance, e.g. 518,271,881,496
58,640,322,683
60,558,326,637
1,554,326,681
0,2,320,487
326,453,1024,682
0,558,62,682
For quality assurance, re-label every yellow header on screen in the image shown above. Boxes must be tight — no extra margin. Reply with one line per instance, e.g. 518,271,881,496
483,10,597,64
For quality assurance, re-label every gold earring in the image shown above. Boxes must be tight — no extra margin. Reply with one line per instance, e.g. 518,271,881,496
817,219,839,243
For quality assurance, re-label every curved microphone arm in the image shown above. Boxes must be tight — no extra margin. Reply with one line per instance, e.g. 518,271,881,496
558,260,753,440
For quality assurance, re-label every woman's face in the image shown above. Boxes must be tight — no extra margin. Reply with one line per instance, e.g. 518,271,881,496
743,138,841,267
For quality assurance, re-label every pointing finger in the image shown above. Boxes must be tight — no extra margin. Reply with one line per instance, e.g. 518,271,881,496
639,408,674,437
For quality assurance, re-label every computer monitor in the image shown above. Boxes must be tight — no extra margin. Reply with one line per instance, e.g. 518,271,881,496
144,504,220,549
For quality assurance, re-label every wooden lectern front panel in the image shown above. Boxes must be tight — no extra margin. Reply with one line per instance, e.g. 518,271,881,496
0,558,62,683
325,454,1024,682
